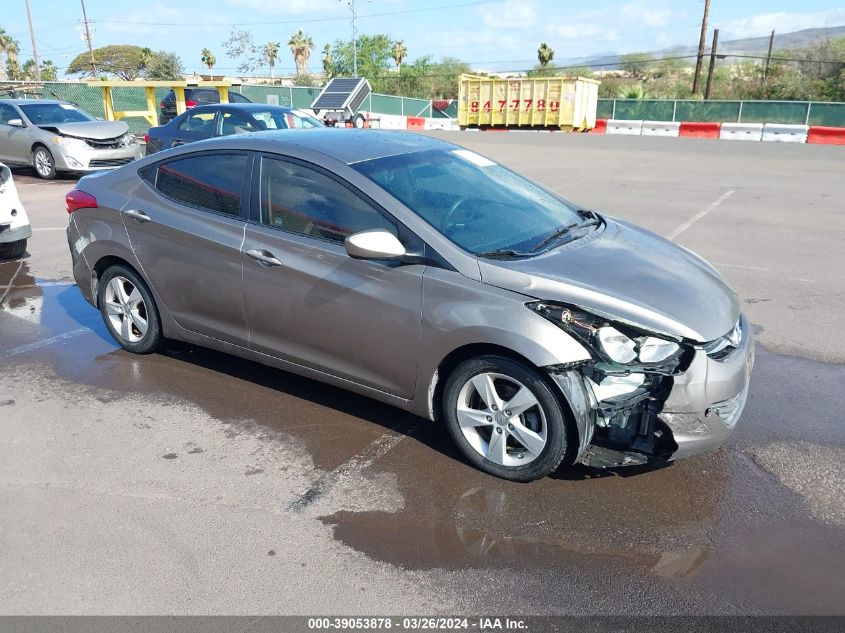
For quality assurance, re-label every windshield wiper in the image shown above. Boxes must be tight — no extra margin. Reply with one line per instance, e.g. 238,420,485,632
529,211,601,253
475,248,534,259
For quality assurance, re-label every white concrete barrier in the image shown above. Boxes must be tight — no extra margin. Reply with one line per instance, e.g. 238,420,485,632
762,123,809,143
606,119,643,135
641,121,680,137
372,114,408,130
720,122,764,141
424,118,455,131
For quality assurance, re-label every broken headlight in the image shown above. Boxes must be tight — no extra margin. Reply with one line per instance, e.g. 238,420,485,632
527,301,682,366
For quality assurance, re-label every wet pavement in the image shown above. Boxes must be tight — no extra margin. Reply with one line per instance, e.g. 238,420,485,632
2,136,845,615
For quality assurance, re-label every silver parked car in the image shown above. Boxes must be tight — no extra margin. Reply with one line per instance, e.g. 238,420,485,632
66,130,753,481
0,99,142,179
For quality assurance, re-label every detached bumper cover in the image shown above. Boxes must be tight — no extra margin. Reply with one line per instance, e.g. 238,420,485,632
659,313,755,460
53,144,143,172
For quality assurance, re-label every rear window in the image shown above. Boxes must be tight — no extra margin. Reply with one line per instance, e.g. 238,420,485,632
153,153,248,216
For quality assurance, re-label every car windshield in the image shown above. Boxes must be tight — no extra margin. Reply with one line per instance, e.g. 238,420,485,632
352,148,584,255
251,109,323,130
20,103,95,125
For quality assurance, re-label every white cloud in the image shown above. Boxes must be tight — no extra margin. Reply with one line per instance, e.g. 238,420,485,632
720,9,845,39
548,22,619,42
620,2,673,29
482,1,537,29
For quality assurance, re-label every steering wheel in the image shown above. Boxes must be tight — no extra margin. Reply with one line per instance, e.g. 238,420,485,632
440,198,477,234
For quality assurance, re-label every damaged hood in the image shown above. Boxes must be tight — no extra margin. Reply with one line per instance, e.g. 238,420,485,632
478,217,740,343
38,120,129,140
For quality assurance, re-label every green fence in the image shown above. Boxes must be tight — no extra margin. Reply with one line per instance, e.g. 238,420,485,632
2,81,434,133
597,99,845,126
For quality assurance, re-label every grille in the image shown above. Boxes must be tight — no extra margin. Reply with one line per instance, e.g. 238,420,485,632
712,383,749,428
84,136,127,149
89,158,134,167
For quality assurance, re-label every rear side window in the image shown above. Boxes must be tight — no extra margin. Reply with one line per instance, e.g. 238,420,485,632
155,153,247,216
259,156,394,242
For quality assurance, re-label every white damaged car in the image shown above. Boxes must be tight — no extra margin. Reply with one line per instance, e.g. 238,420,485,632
0,163,31,259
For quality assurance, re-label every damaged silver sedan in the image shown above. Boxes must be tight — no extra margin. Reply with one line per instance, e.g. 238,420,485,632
0,99,142,179
66,130,753,481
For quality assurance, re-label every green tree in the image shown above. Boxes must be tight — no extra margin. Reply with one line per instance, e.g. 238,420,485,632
0,28,20,81
263,41,280,79
144,51,184,80
620,52,655,78
321,43,332,79
537,42,554,68
201,48,216,76
67,45,150,79
223,29,259,74
391,40,407,74
288,30,314,76
328,34,392,87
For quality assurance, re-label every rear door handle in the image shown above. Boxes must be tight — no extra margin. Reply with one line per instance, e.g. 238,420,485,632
245,249,283,267
123,209,151,223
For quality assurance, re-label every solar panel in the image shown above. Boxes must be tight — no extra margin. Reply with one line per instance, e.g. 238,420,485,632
312,77,372,113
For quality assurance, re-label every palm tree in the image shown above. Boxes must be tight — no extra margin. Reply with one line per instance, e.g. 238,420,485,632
0,28,20,81
321,43,332,79
288,29,314,76
391,40,407,74
537,42,554,68
263,42,280,79
201,48,216,78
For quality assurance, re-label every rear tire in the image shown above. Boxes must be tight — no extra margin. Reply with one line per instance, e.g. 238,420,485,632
32,145,57,180
97,265,162,354
0,239,26,259
441,355,570,482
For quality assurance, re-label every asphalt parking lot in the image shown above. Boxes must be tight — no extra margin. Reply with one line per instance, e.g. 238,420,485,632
1,133,844,615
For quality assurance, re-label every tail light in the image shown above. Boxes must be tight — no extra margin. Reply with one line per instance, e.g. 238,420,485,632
185,100,197,108
144,133,150,143
160,101,166,109
66,190,98,214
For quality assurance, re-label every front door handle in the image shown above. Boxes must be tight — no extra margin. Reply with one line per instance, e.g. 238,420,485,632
245,249,283,267
123,209,151,223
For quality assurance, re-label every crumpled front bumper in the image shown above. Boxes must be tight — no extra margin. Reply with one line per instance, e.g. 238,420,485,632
549,314,755,466
658,313,755,460
53,144,143,172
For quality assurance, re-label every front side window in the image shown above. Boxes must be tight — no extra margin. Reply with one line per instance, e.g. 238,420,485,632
178,111,215,134
19,103,94,125
155,153,247,216
260,157,394,242
353,149,583,255
0,104,20,125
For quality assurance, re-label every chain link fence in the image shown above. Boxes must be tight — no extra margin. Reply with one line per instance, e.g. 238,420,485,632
1,81,433,133
597,99,845,126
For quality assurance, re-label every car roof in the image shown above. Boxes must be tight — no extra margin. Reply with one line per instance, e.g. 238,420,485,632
0,98,64,105
188,103,294,113
216,128,458,165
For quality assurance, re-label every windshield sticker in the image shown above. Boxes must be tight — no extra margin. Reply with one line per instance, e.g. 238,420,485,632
452,149,496,167
59,104,76,110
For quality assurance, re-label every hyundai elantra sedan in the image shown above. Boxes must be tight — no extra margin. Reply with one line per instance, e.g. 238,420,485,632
65,130,753,481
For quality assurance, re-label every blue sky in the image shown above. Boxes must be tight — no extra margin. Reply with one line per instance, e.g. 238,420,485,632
4,0,845,77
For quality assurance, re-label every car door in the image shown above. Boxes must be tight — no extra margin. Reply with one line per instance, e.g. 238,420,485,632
0,103,34,164
123,151,252,346
241,154,425,398
170,109,218,147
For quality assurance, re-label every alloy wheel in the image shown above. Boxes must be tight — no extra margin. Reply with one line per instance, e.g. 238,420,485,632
456,372,547,467
34,149,53,177
104,276,148,343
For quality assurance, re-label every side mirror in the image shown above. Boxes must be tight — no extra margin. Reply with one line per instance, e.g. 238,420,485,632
7,118,24,127
345,229,406,260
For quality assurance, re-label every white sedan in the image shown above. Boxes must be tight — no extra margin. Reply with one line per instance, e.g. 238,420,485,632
0,163,31,259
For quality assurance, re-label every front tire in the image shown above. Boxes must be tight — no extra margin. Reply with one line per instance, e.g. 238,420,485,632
0,239,27,259
353,113,366,129
441,355,570,482
32,145,57,180
98,265,162,354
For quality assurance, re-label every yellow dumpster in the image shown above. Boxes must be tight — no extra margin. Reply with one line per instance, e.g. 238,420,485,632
458,74,600,131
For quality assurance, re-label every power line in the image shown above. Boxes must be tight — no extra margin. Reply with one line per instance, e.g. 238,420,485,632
96,0,500,27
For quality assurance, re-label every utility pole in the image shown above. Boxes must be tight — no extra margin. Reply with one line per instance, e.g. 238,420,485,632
340,0,371,76
763,29,775,85
80,0,97,75
704,28,719,99
692,0,711,95
24,0,41,81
